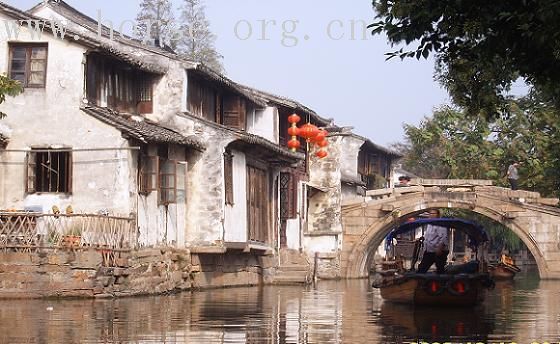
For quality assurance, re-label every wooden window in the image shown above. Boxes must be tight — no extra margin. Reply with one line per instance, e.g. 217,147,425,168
159,159,177,205
224,152,234,205
139,154,158,194
9,43,48,88
137,77,153,114
279,172,297,219
85,53,153,114
26,150,72,194
187,75,218,122
247,165,269,243
222,94,246,130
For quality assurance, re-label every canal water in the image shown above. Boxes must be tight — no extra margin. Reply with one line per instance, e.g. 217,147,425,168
1,270,558,344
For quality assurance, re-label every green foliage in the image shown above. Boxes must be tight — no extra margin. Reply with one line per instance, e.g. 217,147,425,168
0,74,23,119
370,0,560,116
394,96,560,197
446,209,523,253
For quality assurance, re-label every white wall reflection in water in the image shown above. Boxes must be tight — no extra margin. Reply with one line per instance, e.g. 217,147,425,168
0,272,558,343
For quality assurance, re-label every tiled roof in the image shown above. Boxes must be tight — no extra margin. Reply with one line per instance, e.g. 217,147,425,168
179,111,303,162
0,1,168,74
354,134,402,158
239,85,332,126
81,106,205,151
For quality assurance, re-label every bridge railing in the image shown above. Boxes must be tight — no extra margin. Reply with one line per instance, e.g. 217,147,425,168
360,179,559,207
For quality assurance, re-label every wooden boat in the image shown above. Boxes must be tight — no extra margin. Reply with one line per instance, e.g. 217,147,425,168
488,254,521,280
372,218,495,307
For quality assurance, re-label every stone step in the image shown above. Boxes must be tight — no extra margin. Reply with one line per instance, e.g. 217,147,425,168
278,264,309,272
271,273,310,285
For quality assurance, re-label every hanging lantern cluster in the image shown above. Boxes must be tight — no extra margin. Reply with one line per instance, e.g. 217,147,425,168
286,114,329,158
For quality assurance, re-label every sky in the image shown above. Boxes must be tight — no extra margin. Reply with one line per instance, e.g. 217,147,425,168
6,0,451,147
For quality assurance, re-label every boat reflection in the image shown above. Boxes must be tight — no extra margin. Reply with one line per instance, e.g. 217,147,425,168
377,302,495,343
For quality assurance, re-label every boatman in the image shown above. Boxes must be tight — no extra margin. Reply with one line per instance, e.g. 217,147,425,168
417,209,449,274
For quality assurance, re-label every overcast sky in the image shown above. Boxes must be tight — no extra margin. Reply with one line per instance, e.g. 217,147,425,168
6,0,451,146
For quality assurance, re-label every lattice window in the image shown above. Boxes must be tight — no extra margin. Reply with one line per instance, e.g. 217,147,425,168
224,152,234,205
279,172,297,219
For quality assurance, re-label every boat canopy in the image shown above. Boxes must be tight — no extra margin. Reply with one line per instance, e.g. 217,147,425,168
386,217,489,248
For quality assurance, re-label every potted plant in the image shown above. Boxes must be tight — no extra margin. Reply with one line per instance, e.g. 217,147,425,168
62,226,82,248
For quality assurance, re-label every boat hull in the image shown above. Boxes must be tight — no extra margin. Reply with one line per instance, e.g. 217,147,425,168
489,265,517,280
375,273,492,307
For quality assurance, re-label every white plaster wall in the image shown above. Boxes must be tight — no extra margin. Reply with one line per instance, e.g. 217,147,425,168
303,235,339,255
286,218,300,249
0,16,133,216
32,5,186,124
173,115,230,245
246,106,278,143
224,149,247,242
340,135,365,184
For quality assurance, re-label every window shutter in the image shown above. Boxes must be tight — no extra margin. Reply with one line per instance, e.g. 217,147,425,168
139,154,158,193
136,75,153,114
67,152,73,194
222,94,246,130
159,159,177,205
224,152,234,205
25,151,36,194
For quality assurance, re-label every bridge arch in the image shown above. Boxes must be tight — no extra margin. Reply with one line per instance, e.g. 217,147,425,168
341,189,560,279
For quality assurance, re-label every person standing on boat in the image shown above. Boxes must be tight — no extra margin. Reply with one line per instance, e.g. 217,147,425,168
417,209,449,274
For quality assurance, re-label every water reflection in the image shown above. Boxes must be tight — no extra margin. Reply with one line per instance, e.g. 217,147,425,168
0,274,558,343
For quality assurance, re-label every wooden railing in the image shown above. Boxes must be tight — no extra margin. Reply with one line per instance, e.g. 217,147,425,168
0,212,137,250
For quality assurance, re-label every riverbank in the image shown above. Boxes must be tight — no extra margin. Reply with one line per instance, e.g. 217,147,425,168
0,248,279,299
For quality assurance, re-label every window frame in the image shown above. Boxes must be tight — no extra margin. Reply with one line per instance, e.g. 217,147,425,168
224,151,234,206
8,43,48,88
159,158,178,205
25,149,72,194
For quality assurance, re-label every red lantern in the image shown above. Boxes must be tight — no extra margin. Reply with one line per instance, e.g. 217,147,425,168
299,123,319,141
316,150,328,159
287,126,299,136
314,129,327,142
317,139,328,148
287,114,301,124
287,139,301,150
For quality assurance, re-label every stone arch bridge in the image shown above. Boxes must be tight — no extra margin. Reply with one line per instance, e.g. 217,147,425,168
340,180,560,279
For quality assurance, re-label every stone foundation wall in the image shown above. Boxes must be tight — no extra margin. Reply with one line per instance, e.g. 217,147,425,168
0,248,276,299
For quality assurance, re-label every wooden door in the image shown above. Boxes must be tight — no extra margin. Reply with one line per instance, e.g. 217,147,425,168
247,165,269,243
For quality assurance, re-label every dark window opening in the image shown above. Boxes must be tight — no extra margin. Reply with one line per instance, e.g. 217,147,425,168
224,151,234,205
26,150,72,193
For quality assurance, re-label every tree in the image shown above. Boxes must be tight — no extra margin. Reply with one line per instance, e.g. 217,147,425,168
370,0,560,117
177,0,224,73
135,0,176,49
397,106,495,180
0,74,23,119
395,97,560,198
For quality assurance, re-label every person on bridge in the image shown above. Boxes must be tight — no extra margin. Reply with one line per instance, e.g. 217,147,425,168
507,161,521,190
417,209,449,274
